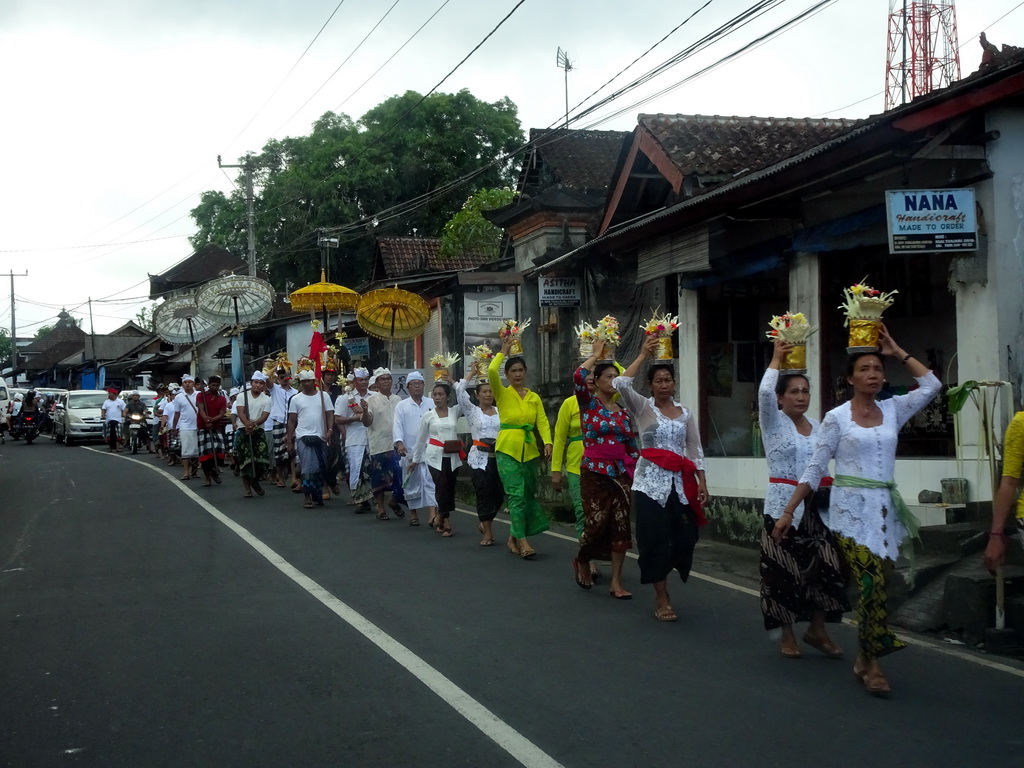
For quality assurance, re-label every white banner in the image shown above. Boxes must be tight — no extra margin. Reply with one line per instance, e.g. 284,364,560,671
886,188,977,253
463,291,517,351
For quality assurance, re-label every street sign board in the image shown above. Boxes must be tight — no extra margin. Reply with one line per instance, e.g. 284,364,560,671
885,188,977,254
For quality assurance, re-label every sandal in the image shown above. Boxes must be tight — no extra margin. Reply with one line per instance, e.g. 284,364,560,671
441,528,453,537
654,605,678,622
506,537,519,555
802,632,844,659
376,511,390,521
608,589,633,600
780,645,803,659
572,559,593,590
519,545,537,560
409,518,420,526
861,669,891,697
427,517,438,529
480,538,495,547
251,480,265,497
303,500,314,509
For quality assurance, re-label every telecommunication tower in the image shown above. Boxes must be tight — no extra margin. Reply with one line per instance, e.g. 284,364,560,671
885,1,961,111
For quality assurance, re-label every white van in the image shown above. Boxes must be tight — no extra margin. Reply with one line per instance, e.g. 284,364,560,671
0,376,9,431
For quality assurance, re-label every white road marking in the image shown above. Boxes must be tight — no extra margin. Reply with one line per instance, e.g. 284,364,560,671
86,449,564,768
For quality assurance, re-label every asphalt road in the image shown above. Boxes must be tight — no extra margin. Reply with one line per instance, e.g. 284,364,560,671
2,438,1022,768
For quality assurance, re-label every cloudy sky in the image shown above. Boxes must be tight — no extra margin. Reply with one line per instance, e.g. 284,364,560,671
0,0,1018,335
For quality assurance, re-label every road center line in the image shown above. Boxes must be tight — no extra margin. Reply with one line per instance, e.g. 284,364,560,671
88,449,564,768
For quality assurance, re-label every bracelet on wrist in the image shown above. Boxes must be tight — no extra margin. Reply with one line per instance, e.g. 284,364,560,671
900,352,912,363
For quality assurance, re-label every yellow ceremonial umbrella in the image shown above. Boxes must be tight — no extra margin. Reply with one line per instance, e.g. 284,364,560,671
356,287,430,341
289,270,360,313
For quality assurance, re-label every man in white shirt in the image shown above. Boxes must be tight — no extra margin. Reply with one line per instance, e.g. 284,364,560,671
236,371,273,498
336,367,372,511
362,367,403,520
393,370,436,526
286,369,334,508
160,384,179,464
268,368,297,488
100,388,125,452
171,375,200,481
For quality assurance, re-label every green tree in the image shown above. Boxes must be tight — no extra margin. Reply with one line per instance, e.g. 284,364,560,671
134,302,158,331
438,188,516,262
34,325,54,338
191,90,525,288
0,328,11,369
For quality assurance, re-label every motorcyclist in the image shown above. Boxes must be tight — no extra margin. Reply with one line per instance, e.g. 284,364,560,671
124,391,153,453
14,391,41,440
6,393,23,434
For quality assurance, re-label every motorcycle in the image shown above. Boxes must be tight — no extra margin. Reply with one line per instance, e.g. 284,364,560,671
127,411,149,455
13,412,40,445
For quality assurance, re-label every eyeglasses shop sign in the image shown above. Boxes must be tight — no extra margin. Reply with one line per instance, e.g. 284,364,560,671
886,188,977,254
539,276,581,307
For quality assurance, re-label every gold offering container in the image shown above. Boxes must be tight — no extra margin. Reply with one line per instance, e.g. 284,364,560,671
433,368,449,381
847,319,881,353
598,342,617,361
510,338,524,356
579,341,593,358
655,337,674,360
780,344,807,374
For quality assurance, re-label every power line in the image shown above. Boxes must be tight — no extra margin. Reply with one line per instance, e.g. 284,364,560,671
334,0,452,114
270,0,403,138
223,0,351,152
0,234,190,254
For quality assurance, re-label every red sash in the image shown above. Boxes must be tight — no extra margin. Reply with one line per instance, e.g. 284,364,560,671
585,442,637,479
640,449,707,526
430,437,466,460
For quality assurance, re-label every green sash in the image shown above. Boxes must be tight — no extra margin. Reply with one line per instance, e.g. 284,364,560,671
500,423,533,444
567,435,584,443
834,473,921,582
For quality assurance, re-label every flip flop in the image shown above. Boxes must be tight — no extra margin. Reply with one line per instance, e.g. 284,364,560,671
480,539,495,547
802,633,844,659
608,590,633,600
252,481,265,497
572,559,593,590
409,518,420,526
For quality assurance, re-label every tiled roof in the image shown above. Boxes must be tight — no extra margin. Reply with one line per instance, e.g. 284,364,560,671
638,114,858,177
376,237,492,278
20,323,86,356
527,129,630,194
23,340,84,371
149,244,257,297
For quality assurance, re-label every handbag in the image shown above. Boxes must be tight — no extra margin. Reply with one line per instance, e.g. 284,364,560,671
442,439,464,454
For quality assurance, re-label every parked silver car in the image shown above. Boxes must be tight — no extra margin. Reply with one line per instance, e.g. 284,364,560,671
53,390,111,445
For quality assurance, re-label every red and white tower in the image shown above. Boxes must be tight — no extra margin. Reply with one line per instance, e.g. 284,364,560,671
885,0,962,111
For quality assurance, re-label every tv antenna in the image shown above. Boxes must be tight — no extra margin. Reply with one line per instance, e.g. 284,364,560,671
556,47,574,128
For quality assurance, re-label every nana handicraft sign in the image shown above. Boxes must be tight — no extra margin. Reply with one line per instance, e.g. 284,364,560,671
885,188,978,254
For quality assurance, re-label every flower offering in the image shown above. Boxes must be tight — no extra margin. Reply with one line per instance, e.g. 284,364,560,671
430,351,461,380
765,311,816,373
575,321,596,358
839,280,898,352
641,309,680,359
499,317,531,355
468,344,494,379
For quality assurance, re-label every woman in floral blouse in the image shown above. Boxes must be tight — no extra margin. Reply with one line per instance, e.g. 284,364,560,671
572,340,639,598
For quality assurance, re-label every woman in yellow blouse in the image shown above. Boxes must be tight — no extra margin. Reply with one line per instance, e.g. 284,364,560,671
489,337,553,559
985,411,1024,572
551,393,584,537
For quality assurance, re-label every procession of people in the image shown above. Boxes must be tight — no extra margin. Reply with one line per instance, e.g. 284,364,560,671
95,297,944,700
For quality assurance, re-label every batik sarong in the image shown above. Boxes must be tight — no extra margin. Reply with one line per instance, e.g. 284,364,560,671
296,436,327,504
578,467,632,563
370,450,399,496
235,429,270,480
198,428,226,467
760,505,850,631
272,422,289,466
836,534,906,659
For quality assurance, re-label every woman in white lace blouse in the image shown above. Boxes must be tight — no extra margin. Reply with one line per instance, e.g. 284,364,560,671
614,335,709,622
411,383,462,537
455,365,504,546
781,327,940,697
758,339,848,661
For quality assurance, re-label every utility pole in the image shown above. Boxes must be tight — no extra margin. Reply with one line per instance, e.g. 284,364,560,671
217,154,258,276
2,271,27,378
88,297,97,386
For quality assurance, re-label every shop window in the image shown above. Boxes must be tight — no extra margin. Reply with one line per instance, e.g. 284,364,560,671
700,268,788,457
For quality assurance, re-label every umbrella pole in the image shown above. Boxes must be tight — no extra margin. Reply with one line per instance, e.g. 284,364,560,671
187,318,198,378
232,296,257,472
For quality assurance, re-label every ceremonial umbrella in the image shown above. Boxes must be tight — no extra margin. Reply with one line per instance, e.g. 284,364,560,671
152,293,226,376
196,274,276,485
356,286,430,341
289,270,360,314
